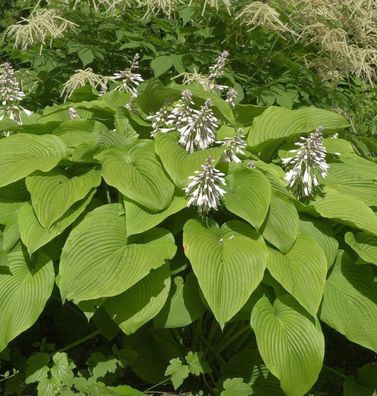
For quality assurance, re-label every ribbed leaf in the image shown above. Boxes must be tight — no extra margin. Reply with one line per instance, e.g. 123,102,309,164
345,231,377,266
183,219,266,326
0,134,67,187
260,193,299,254
299,219,338,269
18,191,95,256
104,265,171,335
320,251,377,352
59,204,176,302
0,251,54,352
224,169,271,229
155,133,224,189
267,233,327,316
124,194,186,235
154,272,206,329
26,169,101,229
248,106,348,149
96,141,174,212
251,294,325,396
313,188,377,237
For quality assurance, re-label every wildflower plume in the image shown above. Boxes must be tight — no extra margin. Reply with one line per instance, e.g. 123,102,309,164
283,127,329,198
4,9,77,53
61,68,106,100
225,87,237,107
112,53,144,97
0,62,32,126
184,156,226,214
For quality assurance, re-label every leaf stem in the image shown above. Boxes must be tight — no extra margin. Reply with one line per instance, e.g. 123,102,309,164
323,365,347,379
55,330,101,355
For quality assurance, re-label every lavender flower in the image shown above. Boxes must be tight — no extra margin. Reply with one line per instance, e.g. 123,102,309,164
282,127,329,198
0,62,31,125
147,108,174,137
178,99,218,153
217,130,246,163
208,50,229,81
184,156,226,214
112,53,144,97
68,107,80,119
168,90,195,128
225,87,237,107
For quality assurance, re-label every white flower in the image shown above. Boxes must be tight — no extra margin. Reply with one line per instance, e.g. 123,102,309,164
68,107,80,119
147,108,174,137
225,87,237,107
217,130,246,163
112,53,144,97
208,50,229,81
283,127,329,198
0,62,31,125
184,156,226,214
178,99,218,153
167,90,195,128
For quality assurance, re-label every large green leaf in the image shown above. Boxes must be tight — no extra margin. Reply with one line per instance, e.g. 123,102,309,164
313,188,377,237
320,251,377,352
59,204,176,303
299,218,338,269
96,141,175,212
0,251,54,352
124,194,187,235
154,272,206,329
267,233,327,316
260,193,299,254
183,219,266,326
18,191,95,256
345,231,377,266
26,169,101,229
251,294,324,396
224,169,271,229
343,364,377,396
155,133,224,189
0,134,67,187
104,265,171,335
248,106,348,149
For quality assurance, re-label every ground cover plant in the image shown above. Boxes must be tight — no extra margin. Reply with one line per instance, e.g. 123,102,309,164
0,1,377,395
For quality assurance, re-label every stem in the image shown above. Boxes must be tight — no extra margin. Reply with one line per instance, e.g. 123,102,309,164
144,378,170,393
215,324,251,355
192,316,203,351
56,330,101,354
200,337,227,366
323,365,347,379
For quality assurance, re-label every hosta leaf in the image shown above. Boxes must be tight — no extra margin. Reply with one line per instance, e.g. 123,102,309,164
124,194,186,235
18,191,95,256
154,272,206,329
251,294,324,396
343,364,377,396
299,218,338,268
260,193,299,253
104,265,171,335
59,204,176,302
183,219,266,326
26,169,101,229
224,169,271,229
313,188,377,237
320,251,377,352
96,141,174,212
267,233,327,316
248,106,348,149
0,134,67,187
155,133,224,189
345,231,377,266
0,251,54,352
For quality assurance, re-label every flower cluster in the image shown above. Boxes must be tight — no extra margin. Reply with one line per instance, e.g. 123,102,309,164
149,90,218,152
217,130,246,163
184,156,226,214
283,127,329,198
112,53,144,97
0,62,31,125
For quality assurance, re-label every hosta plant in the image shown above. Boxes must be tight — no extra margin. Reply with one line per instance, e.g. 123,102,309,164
0,76,376,395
